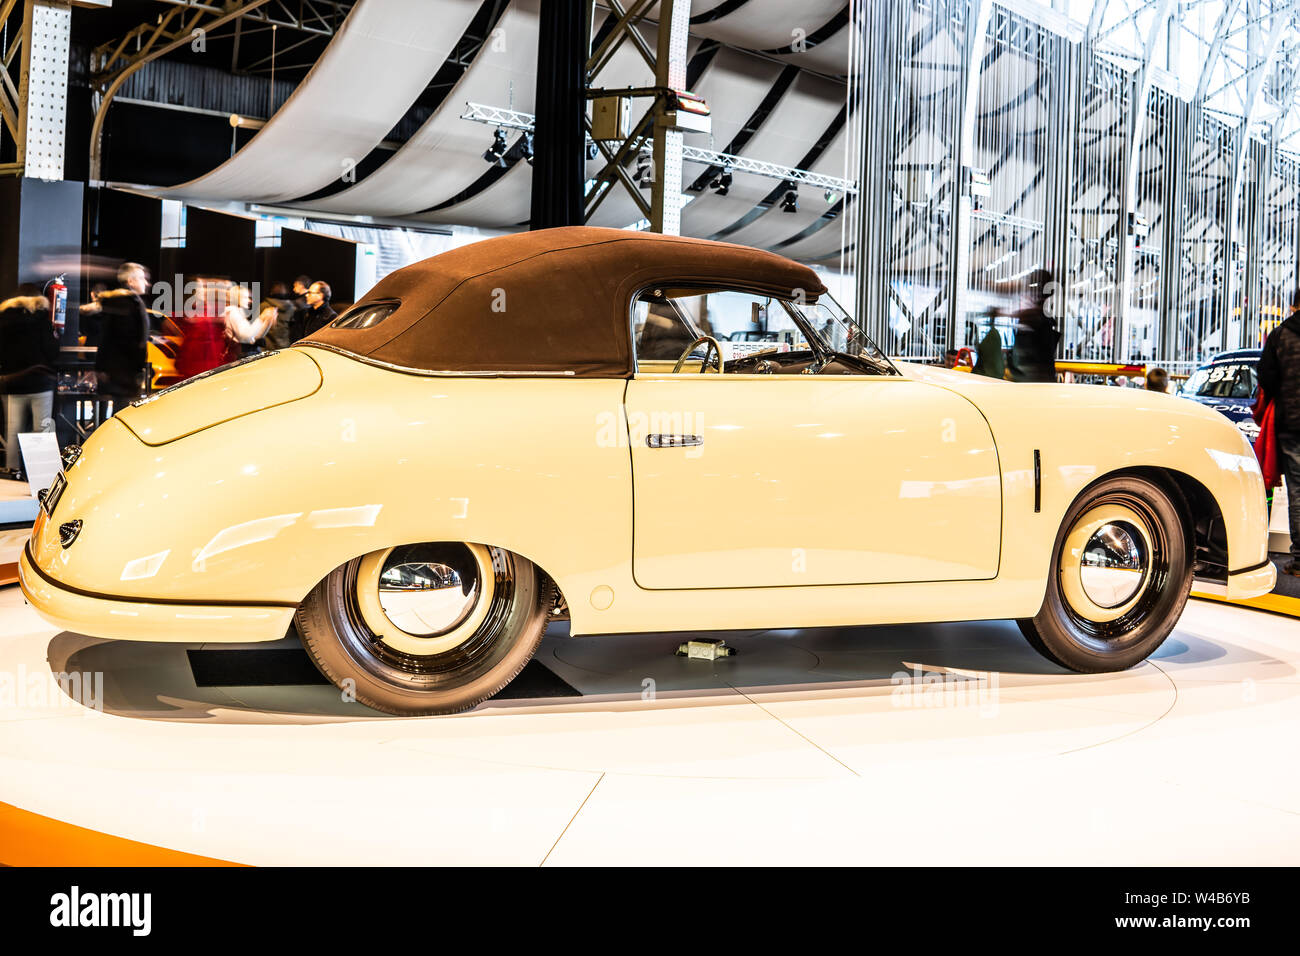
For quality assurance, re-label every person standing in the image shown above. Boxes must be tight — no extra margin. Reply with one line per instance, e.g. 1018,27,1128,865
973,307,1006,380
78,282,108,346
1258,289,1300,576
292,275,311,313
261,282,294,351
1006,270,1060,383
286,275,311,341
0,290,58,474
294,281,336,341
1145,367,1169,393
223,285,276,359
95,262,151,404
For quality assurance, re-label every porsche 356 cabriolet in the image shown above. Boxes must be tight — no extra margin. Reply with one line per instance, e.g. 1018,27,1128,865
20,227,1274,715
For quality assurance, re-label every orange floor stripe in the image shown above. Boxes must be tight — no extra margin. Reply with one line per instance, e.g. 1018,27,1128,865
0,563,16,587
1191,589,1300,618
0,801,245,866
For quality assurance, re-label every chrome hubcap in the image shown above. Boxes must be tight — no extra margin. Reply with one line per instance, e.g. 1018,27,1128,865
1058,503,1156,626
1079,522,1148,609
355,542,495,656
378,545,480,637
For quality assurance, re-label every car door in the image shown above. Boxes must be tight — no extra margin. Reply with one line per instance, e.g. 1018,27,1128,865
623,289,1002,590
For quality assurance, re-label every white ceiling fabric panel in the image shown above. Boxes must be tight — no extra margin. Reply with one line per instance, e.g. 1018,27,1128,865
679,70,842,239
308,0,542,217
160,0,480,203
766,23,850,76
721,124,848,248
691,0,846,52
776,200,854,261
416,163,533,227
586,46,783,229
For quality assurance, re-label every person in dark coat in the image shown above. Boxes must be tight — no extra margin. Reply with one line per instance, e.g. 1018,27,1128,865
293,281,336,342
261,282,295,352
0,293,58,473
78,282,108,347
284,275,311,342
95,262,151,402
1006,269,1060,383
1258,288,1300,575
972,307,1006,380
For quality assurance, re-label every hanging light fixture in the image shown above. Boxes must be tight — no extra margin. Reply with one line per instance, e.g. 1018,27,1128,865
710,165,733,197
780,182,799,213
483,129,509,167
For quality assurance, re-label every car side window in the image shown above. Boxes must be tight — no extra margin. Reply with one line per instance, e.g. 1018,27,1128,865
631,288,810,370
632,291,699,362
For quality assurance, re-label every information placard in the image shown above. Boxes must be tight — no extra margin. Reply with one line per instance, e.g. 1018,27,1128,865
16,432,61,498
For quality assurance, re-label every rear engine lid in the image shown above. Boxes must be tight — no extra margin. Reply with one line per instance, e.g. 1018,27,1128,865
116,350,322,446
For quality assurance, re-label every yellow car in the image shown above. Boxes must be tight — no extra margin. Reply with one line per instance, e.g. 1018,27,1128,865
20,227,1275,715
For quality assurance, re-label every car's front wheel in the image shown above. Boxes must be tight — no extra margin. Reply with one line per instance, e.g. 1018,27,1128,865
296,542,551,715
1018,475,1193,672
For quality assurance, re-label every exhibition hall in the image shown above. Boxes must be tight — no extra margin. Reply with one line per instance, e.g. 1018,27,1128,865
0,0,1297,893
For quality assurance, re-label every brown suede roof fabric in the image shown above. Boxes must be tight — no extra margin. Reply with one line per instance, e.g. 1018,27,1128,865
303,226,827,377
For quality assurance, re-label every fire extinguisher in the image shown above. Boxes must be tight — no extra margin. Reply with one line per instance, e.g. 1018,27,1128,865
48,274,67,338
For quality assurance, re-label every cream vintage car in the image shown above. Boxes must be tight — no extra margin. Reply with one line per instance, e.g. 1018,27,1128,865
20,227,1275,715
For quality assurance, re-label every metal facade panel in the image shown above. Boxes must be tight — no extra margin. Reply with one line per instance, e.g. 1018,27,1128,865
18,0,71,181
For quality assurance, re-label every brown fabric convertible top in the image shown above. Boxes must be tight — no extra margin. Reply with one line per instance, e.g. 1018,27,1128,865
304,226,827,377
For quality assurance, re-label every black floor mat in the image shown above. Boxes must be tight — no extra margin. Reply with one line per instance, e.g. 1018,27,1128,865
490,660,582,700
186,649,581,700
187,648,328,687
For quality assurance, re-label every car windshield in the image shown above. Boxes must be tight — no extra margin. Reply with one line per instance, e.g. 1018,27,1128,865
644,287,896,375
786,295,896,373
1184,361,1257,399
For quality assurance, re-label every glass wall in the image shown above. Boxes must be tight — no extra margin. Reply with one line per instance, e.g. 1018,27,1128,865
853,0,1300,367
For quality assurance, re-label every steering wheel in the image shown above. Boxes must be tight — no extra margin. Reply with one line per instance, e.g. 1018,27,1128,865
672,335,725,375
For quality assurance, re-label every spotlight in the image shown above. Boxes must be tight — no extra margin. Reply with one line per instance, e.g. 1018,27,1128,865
585,141,599,161
519,131,534,166
482,128,508,167
710,165,733,197
635,150,654,189
780,182,798,213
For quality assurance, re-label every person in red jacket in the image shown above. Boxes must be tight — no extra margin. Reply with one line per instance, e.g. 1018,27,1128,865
1259,289,1300,575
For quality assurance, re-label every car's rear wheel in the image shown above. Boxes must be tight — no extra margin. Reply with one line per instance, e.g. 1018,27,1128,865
295,542,551,715
1018,475,1192,672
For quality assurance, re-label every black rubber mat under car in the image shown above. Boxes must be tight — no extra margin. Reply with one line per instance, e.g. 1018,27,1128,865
186,649,580,700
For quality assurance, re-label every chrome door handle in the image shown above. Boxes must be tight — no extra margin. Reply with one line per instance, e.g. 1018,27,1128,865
646,434,703,449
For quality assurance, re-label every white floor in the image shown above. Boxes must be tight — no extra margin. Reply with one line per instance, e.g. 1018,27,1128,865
0,583,1297,865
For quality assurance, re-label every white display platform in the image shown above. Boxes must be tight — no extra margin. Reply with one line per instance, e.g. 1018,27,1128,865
1,587,1298,866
